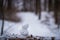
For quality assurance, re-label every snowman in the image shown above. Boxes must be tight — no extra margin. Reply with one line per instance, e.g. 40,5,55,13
20,24,29,38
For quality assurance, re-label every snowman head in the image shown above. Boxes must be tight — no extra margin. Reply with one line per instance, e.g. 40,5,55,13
22,24,29,29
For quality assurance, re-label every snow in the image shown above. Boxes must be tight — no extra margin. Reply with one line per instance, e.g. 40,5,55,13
0,12,60,38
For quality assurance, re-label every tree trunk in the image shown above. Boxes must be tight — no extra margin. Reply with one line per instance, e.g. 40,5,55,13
54,0,60,28
48,0,54,12
35,0,41,19
0,0,4,36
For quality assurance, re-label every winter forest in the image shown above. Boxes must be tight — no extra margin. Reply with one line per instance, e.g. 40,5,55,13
0,0,60,40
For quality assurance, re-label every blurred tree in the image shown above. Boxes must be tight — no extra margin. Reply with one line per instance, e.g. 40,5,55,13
35,0,41,19
0,0,4,36
54,0,60,28
48,0,54,12
0,0,21,22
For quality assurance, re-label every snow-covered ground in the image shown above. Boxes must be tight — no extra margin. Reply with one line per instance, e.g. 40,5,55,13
0,12,60,38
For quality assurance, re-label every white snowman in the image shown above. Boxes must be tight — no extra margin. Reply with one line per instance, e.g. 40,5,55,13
20,24,29,38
